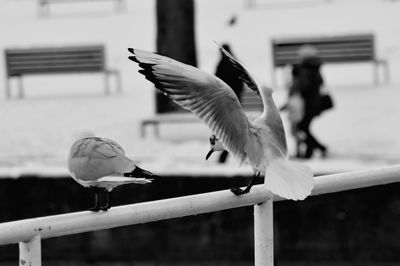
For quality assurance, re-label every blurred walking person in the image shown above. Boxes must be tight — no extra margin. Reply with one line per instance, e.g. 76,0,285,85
280,73,306,158
290,45,329,159
214,43,245,163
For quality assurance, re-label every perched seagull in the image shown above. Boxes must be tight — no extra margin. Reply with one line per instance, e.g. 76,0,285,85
68,136,154,211
128,47,313,200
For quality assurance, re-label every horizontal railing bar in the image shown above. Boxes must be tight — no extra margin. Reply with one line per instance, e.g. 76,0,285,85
311,164,400,196
273,164,400,201
1,164,400,246
0,185,272,245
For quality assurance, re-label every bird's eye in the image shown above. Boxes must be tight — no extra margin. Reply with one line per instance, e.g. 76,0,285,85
210,135,216,145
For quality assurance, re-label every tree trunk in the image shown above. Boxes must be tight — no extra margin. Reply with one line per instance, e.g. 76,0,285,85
155,0,197,113
156,0,197,66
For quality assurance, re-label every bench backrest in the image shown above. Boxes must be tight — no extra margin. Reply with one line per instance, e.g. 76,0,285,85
272,34,375,67
5,45,105,77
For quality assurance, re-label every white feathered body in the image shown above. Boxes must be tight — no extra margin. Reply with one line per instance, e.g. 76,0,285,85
246,123,284,175
68,137,152,191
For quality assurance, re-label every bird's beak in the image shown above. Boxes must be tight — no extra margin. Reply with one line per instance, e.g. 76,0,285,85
206,148,215,161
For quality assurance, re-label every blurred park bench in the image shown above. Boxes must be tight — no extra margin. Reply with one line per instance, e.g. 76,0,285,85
140,88,263,138
271,33,389,86
4,44,121,99
38,0,126,16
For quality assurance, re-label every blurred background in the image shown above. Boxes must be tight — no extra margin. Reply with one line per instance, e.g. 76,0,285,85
0,0,400,265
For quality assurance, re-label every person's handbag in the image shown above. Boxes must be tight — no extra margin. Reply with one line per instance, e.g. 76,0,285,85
320,93,334,112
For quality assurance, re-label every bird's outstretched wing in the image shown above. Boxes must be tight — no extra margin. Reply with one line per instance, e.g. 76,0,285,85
216,44,260,97
128,48,250,162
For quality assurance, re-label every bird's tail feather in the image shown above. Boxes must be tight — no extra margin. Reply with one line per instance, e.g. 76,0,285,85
265,159,314,200
97,176,152,185
124,166,156,180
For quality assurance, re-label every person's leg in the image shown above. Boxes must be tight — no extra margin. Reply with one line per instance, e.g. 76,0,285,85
292,124,305,158
299,115,327,158
298,114,315,158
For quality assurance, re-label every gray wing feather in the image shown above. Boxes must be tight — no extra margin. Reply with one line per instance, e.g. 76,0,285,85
217,44,260,97
70,137,122,159
128,48,250,162
69,137,134,177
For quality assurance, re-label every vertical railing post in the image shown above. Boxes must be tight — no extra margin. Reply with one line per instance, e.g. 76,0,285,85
19,234,41,266
254,199,273,266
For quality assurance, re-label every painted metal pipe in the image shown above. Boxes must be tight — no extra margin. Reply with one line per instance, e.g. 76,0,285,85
19,234,41,266
0,164,400,246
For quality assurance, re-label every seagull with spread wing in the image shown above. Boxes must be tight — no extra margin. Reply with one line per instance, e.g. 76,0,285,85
68,136,154,211
128,46,313,200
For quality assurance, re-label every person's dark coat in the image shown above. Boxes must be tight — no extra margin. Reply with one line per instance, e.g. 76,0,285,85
290,56,323,117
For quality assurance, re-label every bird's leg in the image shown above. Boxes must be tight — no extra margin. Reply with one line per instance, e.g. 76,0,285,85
89,187,101,212
231,172,261,196
107,191,112,210
243,172,260,194
100,189,111,211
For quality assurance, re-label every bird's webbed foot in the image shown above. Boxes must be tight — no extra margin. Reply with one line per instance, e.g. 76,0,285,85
89,205,101,212
99,189,111,211
99,205,110,211
230,186,246,195
89,187,111,212
230,172,261,196
89,187,101,212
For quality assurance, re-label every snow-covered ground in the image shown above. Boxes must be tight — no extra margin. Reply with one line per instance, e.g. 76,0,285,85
0,0,399,176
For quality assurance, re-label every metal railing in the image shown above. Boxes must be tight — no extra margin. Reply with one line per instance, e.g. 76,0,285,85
1,164,400,266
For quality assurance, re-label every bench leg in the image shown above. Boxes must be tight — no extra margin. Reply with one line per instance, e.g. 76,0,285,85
115,0,126,12
374,60,390,85
246,0,256,8
5,78,11,99
104,70,122,95
271,68,276,89
140,123,146,138
114,70,122,93
104,71,110,95
154,124,160,138
382,60,390,84
38,0,49,17
18,76,24,99
141,122,160,138
373,62,379,86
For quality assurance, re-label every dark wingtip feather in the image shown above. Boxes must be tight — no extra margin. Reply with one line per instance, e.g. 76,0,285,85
137,68,164,89
128,56,140,63
138,69,147,75
128,48,165,91
138,62,153,69
125,166,157,179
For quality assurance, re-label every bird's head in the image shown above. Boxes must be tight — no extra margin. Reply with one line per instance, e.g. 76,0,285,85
75,131,95,139
206,135,225,160
261,85,274,97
